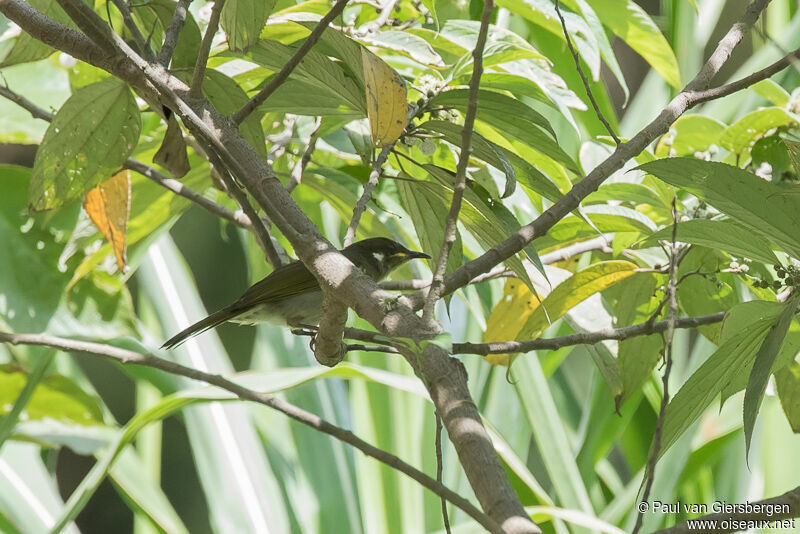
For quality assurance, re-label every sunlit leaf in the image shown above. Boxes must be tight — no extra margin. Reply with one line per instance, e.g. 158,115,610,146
361,48,407,146
776,361,800,433
222,0,277,52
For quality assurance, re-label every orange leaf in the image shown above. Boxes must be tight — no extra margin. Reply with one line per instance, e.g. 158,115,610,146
83,170,131,271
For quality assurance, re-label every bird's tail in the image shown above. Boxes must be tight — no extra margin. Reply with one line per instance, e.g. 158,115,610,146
161,308,233,349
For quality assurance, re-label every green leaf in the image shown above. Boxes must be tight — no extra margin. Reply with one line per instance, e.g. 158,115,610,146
130,0,201,69
0,0,73,67
743,292,800,458
639,158,800,259
246,38,365,114
719,107,798,153
585,0,680,88
519,261,640,340
363,31,446,67
412,172,534,289
420,120,517,198
751,79,790,107
661,302,780,456
0,365,104,426
0,61,70,143
511,356,595,517
30,78,141,211
775,361,800,433
0,165,74,331
494,0,602,80
222,0,277,52
0,355,53,448
396,180,462,276
654,115,726,157
196,69,267,160
636,219,778,265
431,88,555,138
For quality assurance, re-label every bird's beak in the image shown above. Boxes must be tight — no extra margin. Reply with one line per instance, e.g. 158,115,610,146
406,250,431,260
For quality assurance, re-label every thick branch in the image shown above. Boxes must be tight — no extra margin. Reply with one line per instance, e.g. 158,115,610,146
423,0,493,322
231,0,350,124
0,330,504,534
420,0,773,308
312,296,349,366
653,485,800,534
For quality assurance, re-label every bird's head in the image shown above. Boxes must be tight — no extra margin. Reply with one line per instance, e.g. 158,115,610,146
343,238,430,281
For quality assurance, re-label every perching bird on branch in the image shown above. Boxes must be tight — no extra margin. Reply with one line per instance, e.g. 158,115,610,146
162,238,429,348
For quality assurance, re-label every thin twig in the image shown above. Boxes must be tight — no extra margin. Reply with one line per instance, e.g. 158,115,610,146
334,312,727,355
0,330,503,534
688,46,800,106
435,413,452,534
231,0,350,124
344,147,391,246
190,0,225,97
422,0,493,322
0,84,270,254
110,0,154,60
158,0,193,66
353,0,400,36
381,235,613,290
123,159,254,228
554,0,619,144
287,116,322,193
207,154,285,267
633,198,680,534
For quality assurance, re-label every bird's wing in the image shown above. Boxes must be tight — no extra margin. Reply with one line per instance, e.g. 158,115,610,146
233,260,320,309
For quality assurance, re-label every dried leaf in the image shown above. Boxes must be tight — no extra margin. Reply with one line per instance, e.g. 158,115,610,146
361,48,407,146
83,170,131,270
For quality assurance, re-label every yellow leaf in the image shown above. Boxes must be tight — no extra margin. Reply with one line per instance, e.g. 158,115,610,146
483,261,639,366
361,48,407,146
483,279,542,366
83,170,131,271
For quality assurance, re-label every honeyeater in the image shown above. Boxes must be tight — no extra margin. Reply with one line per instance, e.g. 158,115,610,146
162,237,429,348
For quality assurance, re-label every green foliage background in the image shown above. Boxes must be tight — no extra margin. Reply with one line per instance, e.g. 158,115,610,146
1,0,800,533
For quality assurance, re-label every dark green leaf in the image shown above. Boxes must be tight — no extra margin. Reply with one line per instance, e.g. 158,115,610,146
639,158,800,259
636,219,778,265
743,292,800,459
776,361,800,433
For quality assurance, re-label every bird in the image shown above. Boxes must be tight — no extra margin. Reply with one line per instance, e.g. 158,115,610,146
161,237,430,349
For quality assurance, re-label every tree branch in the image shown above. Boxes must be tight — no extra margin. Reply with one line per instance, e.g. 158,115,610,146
0,330,505,534
287,116,321,192
422,0,493,323
380,235,612,290
231,0,350,125
157,0,193,66
190,0,224,97
0,83,277,261
110,0,154,60
653,485,800,534
554,0,619,144
633,198,679,534
417,0,774,309
344,146,391,247
450,312,725,355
